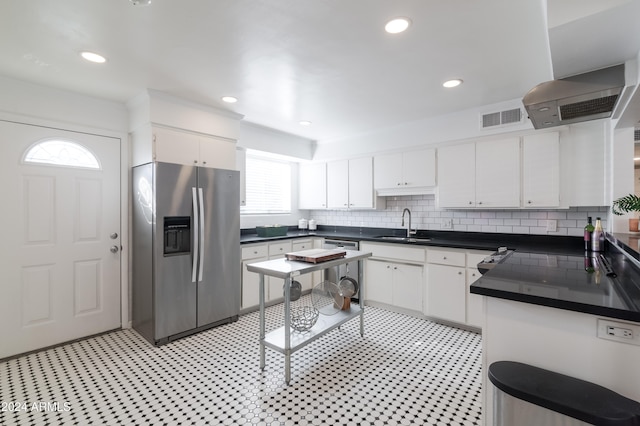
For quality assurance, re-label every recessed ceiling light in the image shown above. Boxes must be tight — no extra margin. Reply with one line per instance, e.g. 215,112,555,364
385,18,411,34
443,79,463,88
299,121,312,126
538,107,550,112
80,51,106,63
130,0,152,5
221,96,238,103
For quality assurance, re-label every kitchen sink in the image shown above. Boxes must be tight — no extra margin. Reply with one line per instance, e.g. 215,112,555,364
376,236,431,243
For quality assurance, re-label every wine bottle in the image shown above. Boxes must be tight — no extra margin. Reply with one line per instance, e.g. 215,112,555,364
584,217,594,251
591,217,604,252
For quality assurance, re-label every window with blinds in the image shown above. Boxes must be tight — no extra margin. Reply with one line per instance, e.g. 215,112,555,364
241,154,291,215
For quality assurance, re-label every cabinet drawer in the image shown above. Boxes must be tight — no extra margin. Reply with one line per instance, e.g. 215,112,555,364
362,242,425,263
467,250,492,268
269,241,292,256
292,239,313,251
241,244,268,260
427,248,465,267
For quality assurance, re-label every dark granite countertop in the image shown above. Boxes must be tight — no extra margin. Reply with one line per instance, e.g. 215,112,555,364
471,244,640,323
243,225,640,321
241,225,585,254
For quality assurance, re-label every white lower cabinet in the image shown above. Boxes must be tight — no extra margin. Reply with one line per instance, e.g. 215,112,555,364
267,241,292,302
465,251,491,328
390,263,423,311
292,239,315,291
361,242,424,313
241,238,323,310
425,247,491,327
241,244,268,310
427,263,466,324
365,260,394,304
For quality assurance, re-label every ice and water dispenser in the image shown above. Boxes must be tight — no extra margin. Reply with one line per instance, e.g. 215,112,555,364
163,216,191,256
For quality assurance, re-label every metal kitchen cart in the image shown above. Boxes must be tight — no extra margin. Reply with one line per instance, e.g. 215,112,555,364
246,250,371,384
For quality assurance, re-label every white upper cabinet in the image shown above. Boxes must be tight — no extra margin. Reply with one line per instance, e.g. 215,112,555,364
327,157,384,210
374,148,436,195
475,137,520,208
348,157,375,209
438,138,520,208
437,143,476,208
298,162,327,209
136,125,237,169
560,122,606,207
327,160,350,209
522,132,560,208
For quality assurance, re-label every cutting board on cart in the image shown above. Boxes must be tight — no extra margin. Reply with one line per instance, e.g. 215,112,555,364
284,248,347,264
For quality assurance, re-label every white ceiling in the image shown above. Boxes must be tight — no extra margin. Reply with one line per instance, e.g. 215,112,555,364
0,0,638,142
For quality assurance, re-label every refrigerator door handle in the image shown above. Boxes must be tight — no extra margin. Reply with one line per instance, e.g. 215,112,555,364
192,187,199,283
198,187,205,282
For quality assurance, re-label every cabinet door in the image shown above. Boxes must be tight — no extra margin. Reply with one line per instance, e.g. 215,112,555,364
241,256,267,310
267,241,292,302
348,157,374,209
522,132,560,207
327,160,349,209
292,240,314,291
299,162,327,209
153,126,200,166
199,134,236,169
403,148,436,187
427,264,466,323
437,143,476,208
475,137,520,208
466,268,483,328
365,260,393,304
374,153,403,189
391,263,423,312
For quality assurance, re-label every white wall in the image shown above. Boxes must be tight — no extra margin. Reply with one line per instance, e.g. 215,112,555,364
0,75,128,134
313,98,532,161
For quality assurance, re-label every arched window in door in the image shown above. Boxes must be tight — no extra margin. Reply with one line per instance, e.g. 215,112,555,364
23,139,101,169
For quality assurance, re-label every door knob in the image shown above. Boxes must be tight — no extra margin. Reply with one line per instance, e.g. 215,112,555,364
110,245,119,253
110,232,118,239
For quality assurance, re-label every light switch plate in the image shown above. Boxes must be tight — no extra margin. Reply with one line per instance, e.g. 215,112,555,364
546,219,557,232
597,318,640,346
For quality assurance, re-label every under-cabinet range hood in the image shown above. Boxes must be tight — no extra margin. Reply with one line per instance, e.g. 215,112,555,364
523,64,625,129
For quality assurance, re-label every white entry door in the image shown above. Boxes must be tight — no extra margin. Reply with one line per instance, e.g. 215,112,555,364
0,120,121,359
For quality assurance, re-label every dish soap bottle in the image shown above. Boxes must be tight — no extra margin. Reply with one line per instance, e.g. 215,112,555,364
591,217,604,252
584,217,594,251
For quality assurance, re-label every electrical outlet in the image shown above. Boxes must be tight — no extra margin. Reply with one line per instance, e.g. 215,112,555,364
597,319,640,346
442,219,453,229
546,219,557,232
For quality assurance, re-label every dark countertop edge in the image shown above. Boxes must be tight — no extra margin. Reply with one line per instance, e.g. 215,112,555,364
609,232,640,264
240,226,584,254
470,286,640,323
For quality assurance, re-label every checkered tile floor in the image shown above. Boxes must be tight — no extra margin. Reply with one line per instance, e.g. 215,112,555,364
1,299,482,425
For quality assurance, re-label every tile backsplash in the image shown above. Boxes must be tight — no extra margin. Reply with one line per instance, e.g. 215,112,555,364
306,195,609,237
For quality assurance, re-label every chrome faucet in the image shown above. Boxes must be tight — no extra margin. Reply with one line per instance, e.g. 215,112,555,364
401,208,416,238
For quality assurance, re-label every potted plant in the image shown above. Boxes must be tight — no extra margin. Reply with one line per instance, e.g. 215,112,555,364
612,194,640,232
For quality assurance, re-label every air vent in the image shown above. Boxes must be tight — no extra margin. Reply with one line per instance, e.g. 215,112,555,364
559,95,619,120
635,129,640,141
481,108,522,129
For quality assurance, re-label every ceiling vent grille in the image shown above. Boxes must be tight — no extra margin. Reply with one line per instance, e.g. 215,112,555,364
480,108,522,129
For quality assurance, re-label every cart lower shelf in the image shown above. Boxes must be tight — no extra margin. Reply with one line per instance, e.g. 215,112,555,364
263,306,363,354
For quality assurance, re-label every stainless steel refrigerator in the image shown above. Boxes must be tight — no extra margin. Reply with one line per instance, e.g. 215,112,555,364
132,162,240,346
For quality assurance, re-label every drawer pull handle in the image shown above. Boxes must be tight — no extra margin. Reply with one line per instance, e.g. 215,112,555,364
458,271,463,275
443,256,447,260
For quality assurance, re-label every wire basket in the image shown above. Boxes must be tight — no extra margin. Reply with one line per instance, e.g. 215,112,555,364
290,306,319,332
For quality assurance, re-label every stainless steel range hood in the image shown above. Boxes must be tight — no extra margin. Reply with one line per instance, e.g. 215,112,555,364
523,64,625,129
